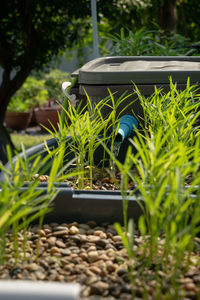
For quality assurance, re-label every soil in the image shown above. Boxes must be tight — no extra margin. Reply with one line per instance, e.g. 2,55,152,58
0,222,199,300
32,173,135,191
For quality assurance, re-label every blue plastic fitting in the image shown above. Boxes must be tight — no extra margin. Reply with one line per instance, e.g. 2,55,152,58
115,115,138,142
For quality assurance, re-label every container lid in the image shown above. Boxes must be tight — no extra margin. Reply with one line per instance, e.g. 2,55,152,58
73,56,200,85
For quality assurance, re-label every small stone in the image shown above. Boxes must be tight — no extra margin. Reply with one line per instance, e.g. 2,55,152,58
80,252,88,261
69,226,79,235
185,282,197,292
87,235,100,243
106,248,116,257
53,230,69,237
39,175,49,182
119,293,133,299
69,222,79,227
193,275,200,283
98,254,109,261
105,243,116,251
178,277,193,284
63,263,75,271
89,266,101,275
106,261,117,273
79,224,90,231
26,263,40,271
78,228,86,234
53,226,67,231
94,230,107,239
60,249,71,256
88,245,97,252
112,235,122,242
85,269,96,277
56,240,66,248
38,229,46,237
96,239,108,247
78,235,87,242
35,270,46,280
50,247,61,255
43,224,52,230
47,236,56,247
90,281,109,295
81,286,91,297
88,251,99,263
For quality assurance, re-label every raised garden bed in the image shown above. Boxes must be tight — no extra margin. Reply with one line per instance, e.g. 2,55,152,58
0,133,199,299
1,57,200,299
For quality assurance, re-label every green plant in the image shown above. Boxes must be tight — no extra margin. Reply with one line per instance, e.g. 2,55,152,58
0,140,78,262
44,96,111,189
8,77,48,113
103,27,194,57
110,81,200,298
41,69,71,101
43,88,137,189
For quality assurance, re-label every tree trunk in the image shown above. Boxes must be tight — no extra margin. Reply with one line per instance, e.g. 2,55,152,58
0,125,15,165
0,67,32,164
159,0,178,34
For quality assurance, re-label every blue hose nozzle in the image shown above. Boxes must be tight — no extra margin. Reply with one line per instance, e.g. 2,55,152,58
115,115,138,142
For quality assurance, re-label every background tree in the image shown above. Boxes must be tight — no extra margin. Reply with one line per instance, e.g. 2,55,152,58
0,0,136,163
0,0,93,163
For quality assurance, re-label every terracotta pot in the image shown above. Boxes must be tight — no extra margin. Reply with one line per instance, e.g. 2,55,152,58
34,106,62,131
4,111,32,131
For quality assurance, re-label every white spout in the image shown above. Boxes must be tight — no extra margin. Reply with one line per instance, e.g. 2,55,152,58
62,81,76,103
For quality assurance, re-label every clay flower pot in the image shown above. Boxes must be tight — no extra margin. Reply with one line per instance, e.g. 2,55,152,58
34,106,62,131
4,111,32,131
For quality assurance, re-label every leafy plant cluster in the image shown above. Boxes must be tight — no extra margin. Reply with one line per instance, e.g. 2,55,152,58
0,80,200,298
102,27,198,57
43,90,134,189
8,69,71,113
113,80,200,298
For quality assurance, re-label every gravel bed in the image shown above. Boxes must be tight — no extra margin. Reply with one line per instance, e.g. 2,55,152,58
0,221,199,299
32,173,135,191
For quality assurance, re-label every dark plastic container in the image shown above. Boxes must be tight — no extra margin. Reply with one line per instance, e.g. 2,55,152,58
71,56,200,126
0,137,197,225
0,137,142,225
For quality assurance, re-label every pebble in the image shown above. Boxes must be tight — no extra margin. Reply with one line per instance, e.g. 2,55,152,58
94,230,107,239
53,230,69,237
26,263,40,271
50,246,61,255
87,235,101,243
55,240,66,248
88,251,99,263
60,249,71,256
89,266,101,275
47,236,56,246
90,280,109,294
69,226,79,235
0,222,199,300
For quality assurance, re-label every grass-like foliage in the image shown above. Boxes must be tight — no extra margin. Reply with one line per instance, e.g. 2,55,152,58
0,141,78,262
0,79,199,298
113,79,200,298
43,90,134,189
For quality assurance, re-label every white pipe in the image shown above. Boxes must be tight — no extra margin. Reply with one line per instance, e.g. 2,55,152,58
91,0,99,58
0,280,80,300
